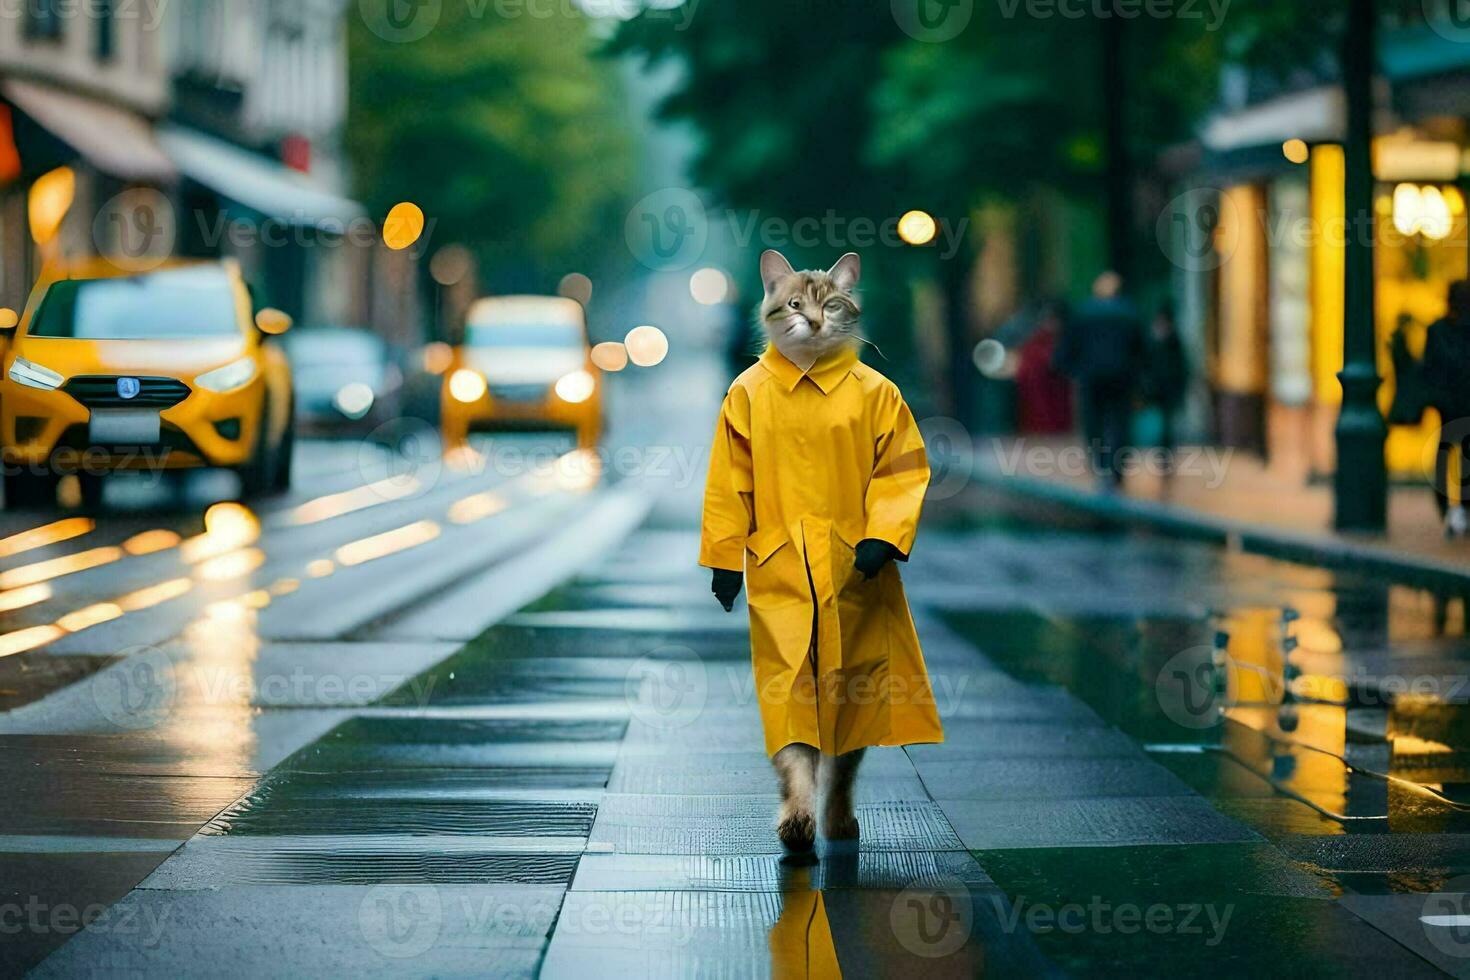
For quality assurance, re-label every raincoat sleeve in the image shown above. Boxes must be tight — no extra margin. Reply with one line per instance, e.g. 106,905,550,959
864,384,929,558
699,385,755,572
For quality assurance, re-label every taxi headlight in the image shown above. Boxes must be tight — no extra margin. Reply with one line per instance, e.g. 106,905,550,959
449,368,487,404
334,382,376,419
554,369,596,405
7,357,63,391
196,357,258,393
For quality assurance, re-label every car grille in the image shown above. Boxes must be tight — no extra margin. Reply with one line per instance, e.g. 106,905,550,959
489,383,549,404
63,377,192,410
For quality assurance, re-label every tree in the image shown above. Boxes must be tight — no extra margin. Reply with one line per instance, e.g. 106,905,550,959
347,6,635,293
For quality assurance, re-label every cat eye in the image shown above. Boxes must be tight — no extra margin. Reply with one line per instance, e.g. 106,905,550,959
788,298,801,309
824,301,844,312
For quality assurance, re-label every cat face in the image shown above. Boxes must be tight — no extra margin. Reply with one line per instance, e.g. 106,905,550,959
758,250,861,367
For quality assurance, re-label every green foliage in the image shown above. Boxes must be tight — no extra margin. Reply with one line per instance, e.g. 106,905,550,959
347,6,634,288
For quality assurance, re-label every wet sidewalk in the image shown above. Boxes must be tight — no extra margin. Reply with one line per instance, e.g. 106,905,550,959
975,437,1470,589
30,502,1462,975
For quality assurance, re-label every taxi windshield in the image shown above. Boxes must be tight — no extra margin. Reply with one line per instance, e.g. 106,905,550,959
464,322,583,349
29,267,241,340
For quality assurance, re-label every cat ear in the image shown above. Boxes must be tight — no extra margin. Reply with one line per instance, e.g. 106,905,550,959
760,250,795,294
828,253,861,292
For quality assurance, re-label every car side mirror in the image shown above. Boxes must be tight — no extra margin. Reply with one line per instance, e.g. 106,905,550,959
255,308,292,336
0,308,19,332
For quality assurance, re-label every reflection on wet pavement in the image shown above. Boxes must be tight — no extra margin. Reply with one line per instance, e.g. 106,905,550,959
918,490,1470,970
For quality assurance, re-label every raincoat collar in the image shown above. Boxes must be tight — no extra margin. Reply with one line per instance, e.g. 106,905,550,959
760,345,860,395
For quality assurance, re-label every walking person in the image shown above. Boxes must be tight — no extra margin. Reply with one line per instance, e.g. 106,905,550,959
1423,280,1470,537
1054,271,1146,490
1141,302,1189,478
1015,301,1074,435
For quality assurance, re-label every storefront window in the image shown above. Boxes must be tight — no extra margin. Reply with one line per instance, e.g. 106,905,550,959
25,0,64,41
95,0,115,62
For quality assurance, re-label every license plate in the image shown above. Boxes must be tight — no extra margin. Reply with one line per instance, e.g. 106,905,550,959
89,409,161,445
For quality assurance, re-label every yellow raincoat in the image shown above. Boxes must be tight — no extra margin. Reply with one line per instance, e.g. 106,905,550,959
700,345,944,757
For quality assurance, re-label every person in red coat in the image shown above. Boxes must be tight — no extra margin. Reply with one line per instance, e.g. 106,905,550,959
1016,301,1074,435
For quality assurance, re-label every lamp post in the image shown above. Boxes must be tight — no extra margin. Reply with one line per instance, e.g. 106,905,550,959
1334,0,1387,532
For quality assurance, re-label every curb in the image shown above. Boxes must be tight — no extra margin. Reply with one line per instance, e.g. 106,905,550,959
974,464,1470,593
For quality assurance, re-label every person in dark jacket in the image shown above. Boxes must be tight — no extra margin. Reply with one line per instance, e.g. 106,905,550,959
1423,280,1470,537
1054,271,1146,489
1142,303,1189,472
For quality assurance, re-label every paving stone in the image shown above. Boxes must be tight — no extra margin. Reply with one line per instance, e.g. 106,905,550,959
572,849,995,892
915,757,1194,801
138,835,583,888
589,794,965,854
940,796,1258,849
32,884,560,979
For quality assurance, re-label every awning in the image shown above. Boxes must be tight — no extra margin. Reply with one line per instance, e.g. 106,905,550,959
158,125,366,230
1200,87,1346,153
1,79,176,183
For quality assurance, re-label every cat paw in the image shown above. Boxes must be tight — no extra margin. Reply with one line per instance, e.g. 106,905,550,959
821,811,860,841
777,810,816,852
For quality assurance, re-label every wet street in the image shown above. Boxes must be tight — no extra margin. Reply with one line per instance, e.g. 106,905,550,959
4,385,1470,975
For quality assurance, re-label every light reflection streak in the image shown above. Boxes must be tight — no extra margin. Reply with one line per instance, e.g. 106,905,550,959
0,546,123,590
448,491,508,525
288,477,422,526
0,583,53,613
0,518,94,559
124,529,182,556
335,521,441,567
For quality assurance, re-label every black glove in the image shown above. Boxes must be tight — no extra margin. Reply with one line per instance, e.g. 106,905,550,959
711,568,744,612
853,539,902,580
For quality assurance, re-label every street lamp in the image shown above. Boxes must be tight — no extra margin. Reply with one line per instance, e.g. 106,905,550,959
1334,0,1387,532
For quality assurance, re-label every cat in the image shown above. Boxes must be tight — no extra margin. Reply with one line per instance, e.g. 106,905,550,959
759,249,868,850
758,250,863,372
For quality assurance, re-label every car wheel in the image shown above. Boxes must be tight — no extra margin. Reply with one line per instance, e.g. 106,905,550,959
273,400,295,491
77,472,105,511
235,397,280,500
4,470,58,509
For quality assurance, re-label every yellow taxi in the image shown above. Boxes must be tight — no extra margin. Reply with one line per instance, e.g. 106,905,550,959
0,259,295,507
441,296,602,448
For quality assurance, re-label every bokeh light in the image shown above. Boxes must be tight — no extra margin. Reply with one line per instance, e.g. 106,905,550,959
449,368,487,403
898,209,937,246
591,342,629,372
554,369,596,404
29,166,75,246
1282,139,1309,164
689,267,730,305
972,338,1008,377
558,272,594,306
624,325,669,367
421,341,453,375
430,245,473,286
383,202,426,251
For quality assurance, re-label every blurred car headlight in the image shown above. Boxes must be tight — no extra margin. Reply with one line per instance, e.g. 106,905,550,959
554,369,596,405
196,357,258,393
334,382,375,420
7,356,63,391
449,368,487,404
